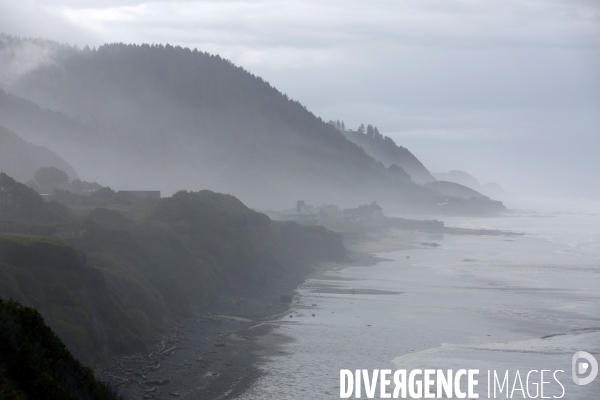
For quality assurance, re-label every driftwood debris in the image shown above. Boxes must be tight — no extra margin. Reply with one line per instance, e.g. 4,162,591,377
162,346,177,354
95,310,240,399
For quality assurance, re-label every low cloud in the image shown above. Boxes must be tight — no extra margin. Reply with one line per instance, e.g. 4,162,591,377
0,0,99,46
0,36,60,85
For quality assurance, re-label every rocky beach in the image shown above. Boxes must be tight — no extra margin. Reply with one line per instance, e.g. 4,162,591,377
102,223,527,399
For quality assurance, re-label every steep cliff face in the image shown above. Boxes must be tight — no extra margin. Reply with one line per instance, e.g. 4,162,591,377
0,234,158,364
144,190,346,292
0,177,347,364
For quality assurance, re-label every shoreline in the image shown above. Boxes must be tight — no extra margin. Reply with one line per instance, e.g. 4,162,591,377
235,215,600,399
97,225,520,399
94,261,307,399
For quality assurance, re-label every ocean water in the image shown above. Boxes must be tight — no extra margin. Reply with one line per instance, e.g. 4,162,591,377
237,199,600,399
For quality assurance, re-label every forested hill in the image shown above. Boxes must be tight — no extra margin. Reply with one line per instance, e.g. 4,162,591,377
0,36,503,214
2,38,431,210
342,125,436,184
0,124,78,183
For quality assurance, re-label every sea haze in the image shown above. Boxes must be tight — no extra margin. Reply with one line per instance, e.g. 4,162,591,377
238,199,600,399
0,2,598,399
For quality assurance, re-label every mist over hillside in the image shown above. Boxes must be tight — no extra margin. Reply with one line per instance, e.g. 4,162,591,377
0,124,77,182
0,36,504,214
341,124,436,184
433,170,508,200
0,1,595,397
0,172,347,364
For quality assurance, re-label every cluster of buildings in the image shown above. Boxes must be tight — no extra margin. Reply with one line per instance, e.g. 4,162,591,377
273,200,383,223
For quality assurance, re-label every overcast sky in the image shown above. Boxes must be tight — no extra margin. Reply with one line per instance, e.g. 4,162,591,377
1,0,599,199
